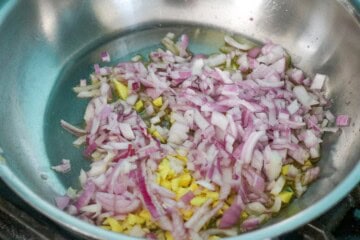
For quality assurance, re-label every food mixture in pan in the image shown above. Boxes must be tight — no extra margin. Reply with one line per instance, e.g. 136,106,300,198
54,33,350,239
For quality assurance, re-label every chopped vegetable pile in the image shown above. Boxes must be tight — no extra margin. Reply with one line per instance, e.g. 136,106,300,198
56,33,349,239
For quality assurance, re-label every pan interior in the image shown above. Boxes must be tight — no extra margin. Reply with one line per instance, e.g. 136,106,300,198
43,21,358,225
0,0,359,239
44,24,242,190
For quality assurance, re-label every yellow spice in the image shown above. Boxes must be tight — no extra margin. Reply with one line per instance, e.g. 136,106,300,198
134,100,144,111
209,236,220,240
178,173,192,187
181,209,194,220
112,79,128,100
279,191,294,203
175,154,188,163
206,191,219,200
165,231,174,240
190,197,209,206
103,217,123,232
152,97,163,107
281,165,289,175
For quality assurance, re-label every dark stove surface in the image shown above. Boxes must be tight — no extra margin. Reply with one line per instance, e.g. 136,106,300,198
0,180,79,240
0,179,359,240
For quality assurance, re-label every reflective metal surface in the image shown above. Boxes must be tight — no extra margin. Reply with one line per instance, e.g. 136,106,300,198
0,0,359,239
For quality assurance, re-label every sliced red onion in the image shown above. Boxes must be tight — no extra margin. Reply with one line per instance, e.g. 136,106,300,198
88,160,109,177
251,149,264,172
66,205,78,215
80,203,101,216
287,100,300,115
246,202,267,215
336,115,350,127
243,168,265,192
118,123,135,140
66,187,78,199
310,74,327,90
293,85,318,107
256,79,284,88
268,197,282,213
185,199,212,229
303,130,321,148
94,64,101,74
325,110,335,122
95,192,140,214
157,215,173,232
193,110,210,130
94,64,108,75
145,233,158,240
295,174,307,197
168,122,189,145
286,164,300,178
84,142,97,157
224,35,254,50
241,131,265,164
170,210,187,240
152,184,176,199
270,58,286,73
196,180,216,191
60,120,86,136
73,135,86,147
100,51,111,62
219,195,244,229
211,111,229,131
189,230,204,240
204,54,227,67
238,54,249,72
302,166,320,185
248,47,261,58
55,196,70,210
75,181,96,210
310,144,320,159
321,127,339,133
270,176,285,195
192,59,204,75
288,146,310,165
177,34,189,57
79,79,87,87
51,159,71,173
221,84,240,96
180,191,195,204
192,202,224,232
241,214,267,231
220,167,232,199
79,169,87,187
102,142,131,150
136,164,161,219
128,224,146,238
59,33,348,237
215,68,233,84
73,82,101,93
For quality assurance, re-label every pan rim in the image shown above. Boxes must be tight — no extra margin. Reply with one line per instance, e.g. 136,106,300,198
0,162,359,239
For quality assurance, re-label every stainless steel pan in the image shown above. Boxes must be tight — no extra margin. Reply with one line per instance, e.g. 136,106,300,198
0,0,360,239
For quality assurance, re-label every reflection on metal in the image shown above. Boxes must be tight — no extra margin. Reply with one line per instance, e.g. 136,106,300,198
37,0,57,43
92,0,136,31
0,147,5,165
